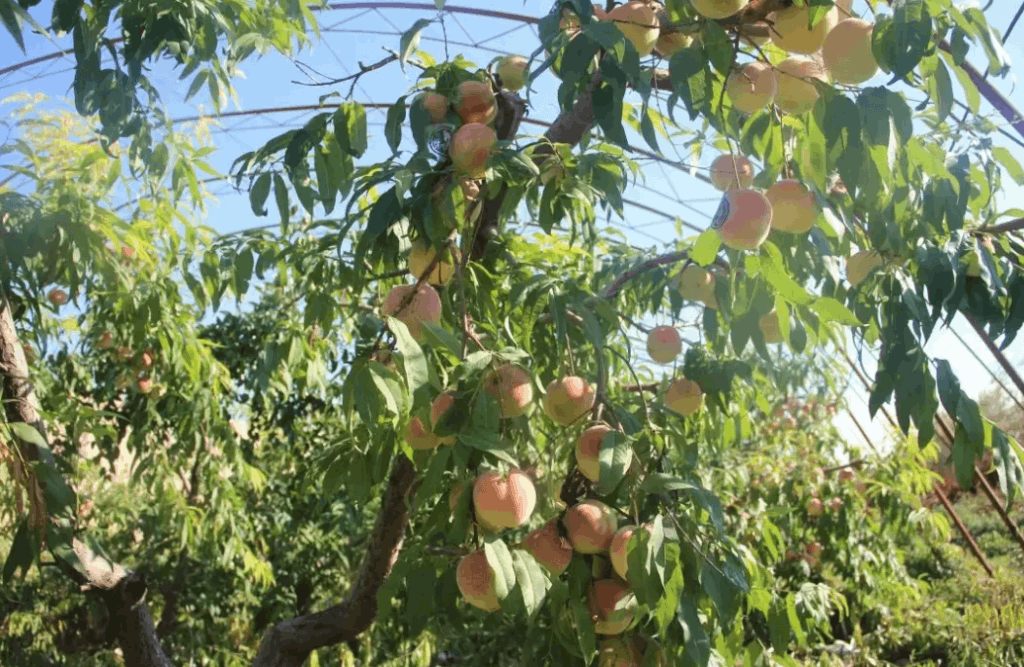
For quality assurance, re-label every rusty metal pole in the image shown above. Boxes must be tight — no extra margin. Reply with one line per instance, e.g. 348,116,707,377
932,482,995,577
933,415,1024,560
964,314,1024,404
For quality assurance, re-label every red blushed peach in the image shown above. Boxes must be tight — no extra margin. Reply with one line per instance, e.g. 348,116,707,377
845,250,883,286
576,423,613,482
807,497,824,517
587,579,637,635
430,392,456,445
607,1,659,57
770,5,838,54
382,283,443,342
405,416,439,450
766,179,818,234
665,378,704,416
726,61,778,114
496,55,528,92
775,56,830,115
709,154,755,191
646,326,681,364
456,550,500,612
473,468,537,531
543,376,596,426
710,189,773,251
485,364,533,418
563,499,618,554
522,519,573,576
822,18,878,85
449,123,497,179
453,80,497,125
609,524,654,580
418,91,449,123
759,310,784,344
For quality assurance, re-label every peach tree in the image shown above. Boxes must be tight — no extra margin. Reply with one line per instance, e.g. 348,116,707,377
2,0,1024,666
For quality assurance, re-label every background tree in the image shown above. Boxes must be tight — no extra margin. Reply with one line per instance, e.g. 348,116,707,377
3,1,1024,666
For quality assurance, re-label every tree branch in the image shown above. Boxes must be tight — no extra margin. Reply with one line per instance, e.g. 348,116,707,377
251,455,417,667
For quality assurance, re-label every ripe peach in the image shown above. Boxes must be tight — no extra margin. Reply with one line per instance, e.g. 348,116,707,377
96,331,114,350
430,392,457,445
709,154,755,191
449,123,497,179
838,468,855,482
822,18,878,85
576,423,613,482
408,239,456,286
485,364,533,418
587,580,637,635
646,326,681,364
405,416,439,450
543,376,596,426
775,56,830,115
711,189,773,251
563,499,618,554
805,541,823,558
382,283,443,342
453,80,497,125
726,61,778,114
654,30,692,58
473,468,537,530
690,0,747,20
770,5,838,54
610,524,653,579
845,250,883,286
522,519,573,576
496,55,528,92
759,310,784,344
665,378,704,415
807,497,824,517
829,497,844,511
607,1,660,57
456,550,500,612
766,179,818,233
140,350,155,368
418,91,449,123
598,635,645,667
48,288,68,306
136,376,153,394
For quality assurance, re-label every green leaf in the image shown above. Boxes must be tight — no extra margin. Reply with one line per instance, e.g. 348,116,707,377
387,316,428,396
700,21,733,76
758,242,814,305
932,57,954,123
333,101,367,158
935,359,961,418
0,0,26,52
691,230,722,266
385,95,407,154
510,550,551,617
993,147,1024,185
669,46,710,121
248,172,272,216
991,428,1024,505
677,598,711,667
812,297,862,325
2,519,34,582
234,249,253,297
593,432,632,496
272,172,290,224
484,536,516,603
9,422,48,449
367,361,405,416
399,18,431,70
457,431,519,466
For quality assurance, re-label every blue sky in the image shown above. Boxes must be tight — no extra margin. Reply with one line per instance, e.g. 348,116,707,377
3,1,1024,454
